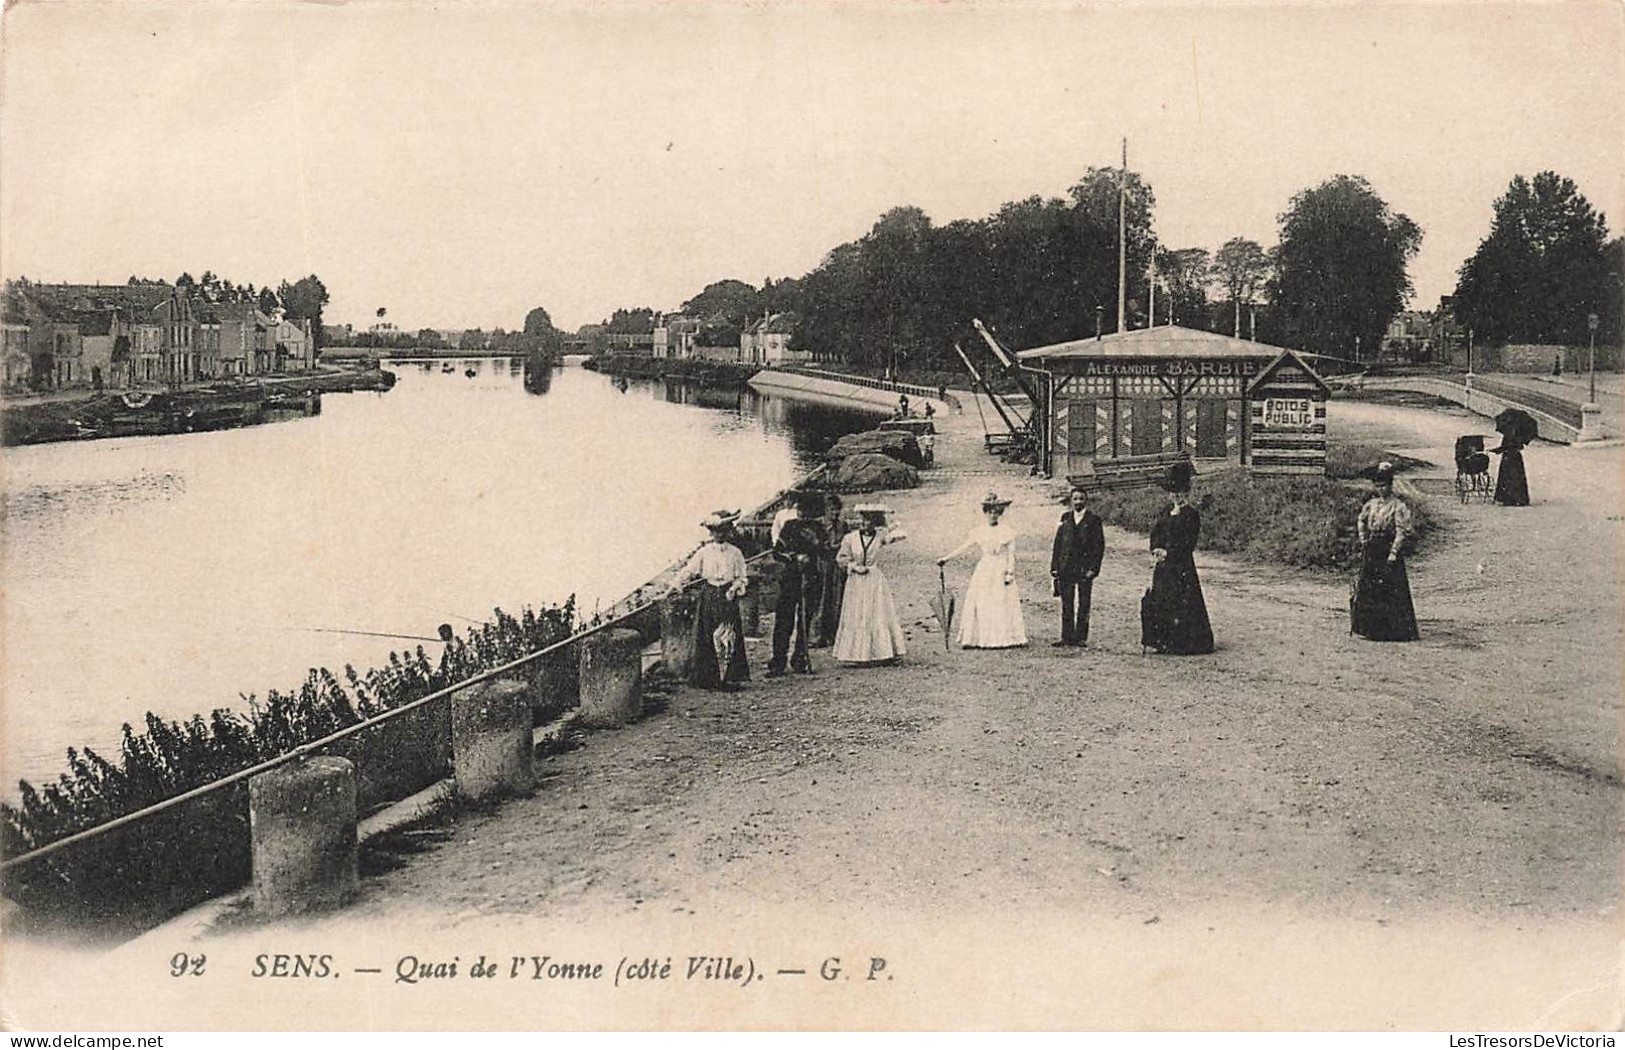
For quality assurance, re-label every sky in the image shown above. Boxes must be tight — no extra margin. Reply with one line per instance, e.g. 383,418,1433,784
2,2,1621,335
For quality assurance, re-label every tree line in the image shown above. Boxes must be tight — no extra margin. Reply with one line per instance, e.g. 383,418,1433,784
581,166,1618,370
122,271,332,348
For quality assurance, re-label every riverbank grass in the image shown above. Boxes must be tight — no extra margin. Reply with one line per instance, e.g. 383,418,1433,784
1086,459,1435,573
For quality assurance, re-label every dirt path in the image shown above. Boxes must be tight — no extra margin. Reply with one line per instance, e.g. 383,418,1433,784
264,397,1620,926
53,393,1610,1028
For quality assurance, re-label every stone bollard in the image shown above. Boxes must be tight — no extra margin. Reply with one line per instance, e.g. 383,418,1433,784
250,756,358,918
451,678,534,801
739,574,762,639
661,592,697,679
578,628,644,728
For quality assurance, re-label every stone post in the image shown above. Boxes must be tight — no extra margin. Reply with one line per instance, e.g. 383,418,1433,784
660,591,697,679
450,678,534,800
1577,402,1606,443
250,756,358,917
578,628,643,728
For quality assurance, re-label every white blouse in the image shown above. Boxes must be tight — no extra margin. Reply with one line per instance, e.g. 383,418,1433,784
676,541,748,590
1357,496,1414,558
837,527,907,571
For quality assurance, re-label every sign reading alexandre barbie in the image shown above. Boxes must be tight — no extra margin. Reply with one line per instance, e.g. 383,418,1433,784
1077,358,1264,378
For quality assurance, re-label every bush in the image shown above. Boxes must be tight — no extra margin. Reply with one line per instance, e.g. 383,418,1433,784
1087,468,1434,573
1,602,581,931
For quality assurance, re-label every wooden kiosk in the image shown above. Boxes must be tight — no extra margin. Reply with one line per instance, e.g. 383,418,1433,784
1014,325,1329,481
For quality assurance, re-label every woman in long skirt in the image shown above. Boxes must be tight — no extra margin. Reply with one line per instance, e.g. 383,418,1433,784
833,504,908,664
1350,462,1420,642
1491,439,1530,506
671,510,752,689
938,491,1027,649
1140,461,1215,655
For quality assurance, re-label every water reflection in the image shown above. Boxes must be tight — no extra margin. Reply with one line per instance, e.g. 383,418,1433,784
0,358,880,784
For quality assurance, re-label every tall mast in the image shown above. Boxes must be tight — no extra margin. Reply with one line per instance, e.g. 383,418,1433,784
1117,136,1127,333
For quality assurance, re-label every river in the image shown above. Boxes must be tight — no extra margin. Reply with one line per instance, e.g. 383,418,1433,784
0,359,883,788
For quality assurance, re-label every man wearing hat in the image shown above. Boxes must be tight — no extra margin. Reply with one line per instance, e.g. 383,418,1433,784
671,510,752,690
1050,487,1105,647
766,491,825,677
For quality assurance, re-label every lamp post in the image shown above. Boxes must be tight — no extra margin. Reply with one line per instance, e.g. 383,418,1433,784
1588,312,1599,404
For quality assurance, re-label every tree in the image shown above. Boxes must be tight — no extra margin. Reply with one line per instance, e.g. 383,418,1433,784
175,272,196,293
258,287,281,316
1453,171,1615,347
1068,166,1158,333
523,306,555,336
681,280,760,327
1212,238,1269,337
278,276,329,350
1155,247,1212,328
1268,175,1422,358
603,307,656,334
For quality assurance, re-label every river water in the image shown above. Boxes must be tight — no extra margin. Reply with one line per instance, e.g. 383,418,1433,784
0,359,882,788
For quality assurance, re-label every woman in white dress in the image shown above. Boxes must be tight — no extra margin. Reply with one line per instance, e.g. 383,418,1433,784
937,491,1028,649
833,504,909,665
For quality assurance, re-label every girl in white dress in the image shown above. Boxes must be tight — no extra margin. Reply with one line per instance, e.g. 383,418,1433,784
833,505,909,664
937,491,1028,649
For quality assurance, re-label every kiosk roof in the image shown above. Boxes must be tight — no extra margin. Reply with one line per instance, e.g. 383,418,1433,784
1016,324,1286,361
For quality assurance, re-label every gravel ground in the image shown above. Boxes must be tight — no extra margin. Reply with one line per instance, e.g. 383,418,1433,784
13,393,1617,1030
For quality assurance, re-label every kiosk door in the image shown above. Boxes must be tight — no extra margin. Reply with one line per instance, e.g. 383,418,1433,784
1196,399,1228,458
1131,399,1163,456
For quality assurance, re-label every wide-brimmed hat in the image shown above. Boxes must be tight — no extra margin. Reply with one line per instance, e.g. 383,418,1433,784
854,503,892,517
701,509,741,530
1371,461,1396,483
1160,460,1196,493
980,491,1013,510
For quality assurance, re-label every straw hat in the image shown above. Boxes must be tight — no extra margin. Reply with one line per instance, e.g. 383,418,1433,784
980,491,1013,510
701,509,741,530
854,503,892,517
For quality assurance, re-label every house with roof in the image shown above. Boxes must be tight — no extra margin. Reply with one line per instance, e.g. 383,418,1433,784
217,303,277,375
77,312,116,391
740,313,805,365
3,295,31,392
652,314,701,359
276,316,313,371
151,293,200,383
1016,323,1330,478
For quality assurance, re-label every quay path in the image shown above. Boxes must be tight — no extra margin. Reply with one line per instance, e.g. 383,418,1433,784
21,380,1621,1030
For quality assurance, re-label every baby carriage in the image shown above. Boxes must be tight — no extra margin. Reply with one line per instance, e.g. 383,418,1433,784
1454,434,1494,504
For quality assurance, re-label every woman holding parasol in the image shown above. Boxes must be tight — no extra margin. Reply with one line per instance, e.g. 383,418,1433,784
1490,408,1535,507
938,491,1028,649
832,504,909,665
1349,462,1420,642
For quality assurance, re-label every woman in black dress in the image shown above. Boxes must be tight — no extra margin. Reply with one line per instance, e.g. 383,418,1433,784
670,510,752,690
1490,438,1530,506
1349,462,1420,641
1140,460,1215,655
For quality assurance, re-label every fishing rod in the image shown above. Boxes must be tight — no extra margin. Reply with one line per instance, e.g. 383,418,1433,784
292,627,445,643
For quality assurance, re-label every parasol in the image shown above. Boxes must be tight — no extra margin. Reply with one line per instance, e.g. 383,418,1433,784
1493,408,1538,447
931,567,956,651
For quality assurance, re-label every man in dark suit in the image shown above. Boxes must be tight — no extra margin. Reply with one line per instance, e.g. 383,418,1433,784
766,492,825,677
1051,487,1105,647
